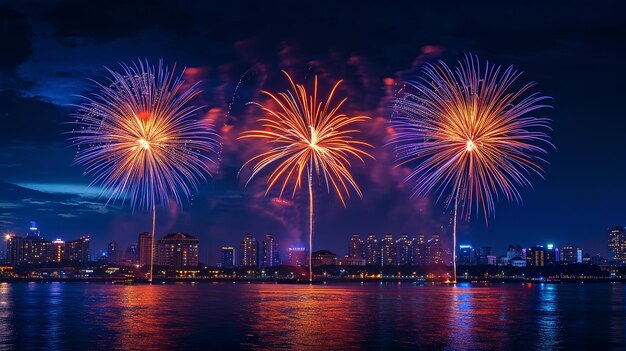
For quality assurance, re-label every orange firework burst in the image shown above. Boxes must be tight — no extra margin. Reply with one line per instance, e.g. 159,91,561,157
390,55,552,282
240,72,373,281
71,59,220,282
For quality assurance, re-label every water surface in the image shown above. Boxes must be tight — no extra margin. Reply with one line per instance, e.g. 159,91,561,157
0,282,624,350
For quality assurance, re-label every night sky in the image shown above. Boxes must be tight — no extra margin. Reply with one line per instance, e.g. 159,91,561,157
1,1,625,262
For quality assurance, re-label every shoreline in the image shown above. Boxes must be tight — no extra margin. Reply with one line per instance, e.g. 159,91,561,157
1,277,624,284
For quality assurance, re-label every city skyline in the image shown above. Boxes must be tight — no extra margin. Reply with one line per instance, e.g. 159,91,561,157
4,221,617,268
0,2,625,259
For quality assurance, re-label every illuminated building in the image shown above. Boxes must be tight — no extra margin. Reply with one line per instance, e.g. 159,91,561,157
287,247,306,266
107,242,119,264
396,234,411,265
427,234,443,264
137,232,152,267
155,233,199,269
348,234,365,259
457,245,475,265
381,234,396,265
526,246,546,267
411,234,427,265
545,243,559,265
221,247,235,268
65,236,90,262
240,233,259,267
261,233,279,268
6,234,23,264
6,223,53,264
608,226,626,266
365,234,381,265
52,239,65,263
337,257,366,266
561,246,583,264
312,250,337,266
26,237,52,264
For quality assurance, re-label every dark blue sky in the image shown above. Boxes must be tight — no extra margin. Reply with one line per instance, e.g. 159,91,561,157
0,0,625,262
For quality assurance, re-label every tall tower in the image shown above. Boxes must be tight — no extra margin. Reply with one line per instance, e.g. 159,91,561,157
261,233,278,268
365,234,381,265
412,234,427,265
427,234,443,264
125,243,138,264
138,232,153,267
52,239,65,263
396,234,412,265
240,234,259,267
65,236,90,262
221,247,235,268
107,242,119,264
349,234,365,259
608,227,626,266
381,234,396,265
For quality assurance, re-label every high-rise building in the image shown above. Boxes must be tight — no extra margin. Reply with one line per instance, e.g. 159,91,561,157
221,247,235,268
561,246,583,264
381,234,396,265
240,234,259,267
65,236,90,262
261,233,279,268
349,234,365,259
51,239,65,263
412,234,427,265
427,234,443,264
107,242,119,264
5,223,43,264
27,237,52,264
5,223,55,264
6,235,25,264
396,234,412,265
608,227,626,266
155,233,199,269
287,247,307,266
125,243,138,264
457,245,475,265
138,232,153,267
365,234,381,265
526,246,546,267
546,243,558,265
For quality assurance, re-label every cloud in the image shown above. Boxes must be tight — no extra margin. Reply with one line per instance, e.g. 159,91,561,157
16,182,105,199
0,182,118,235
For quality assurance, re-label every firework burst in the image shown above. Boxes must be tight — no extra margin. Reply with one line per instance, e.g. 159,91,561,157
71,59,220,281
390,55,552,282
240,72,373,281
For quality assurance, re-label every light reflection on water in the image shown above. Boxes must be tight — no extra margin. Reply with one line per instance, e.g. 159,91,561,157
0,282,624,350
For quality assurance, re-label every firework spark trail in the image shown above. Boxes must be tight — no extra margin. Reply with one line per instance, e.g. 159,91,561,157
240,71,373,281
390,55,553,282
70,59,220,281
